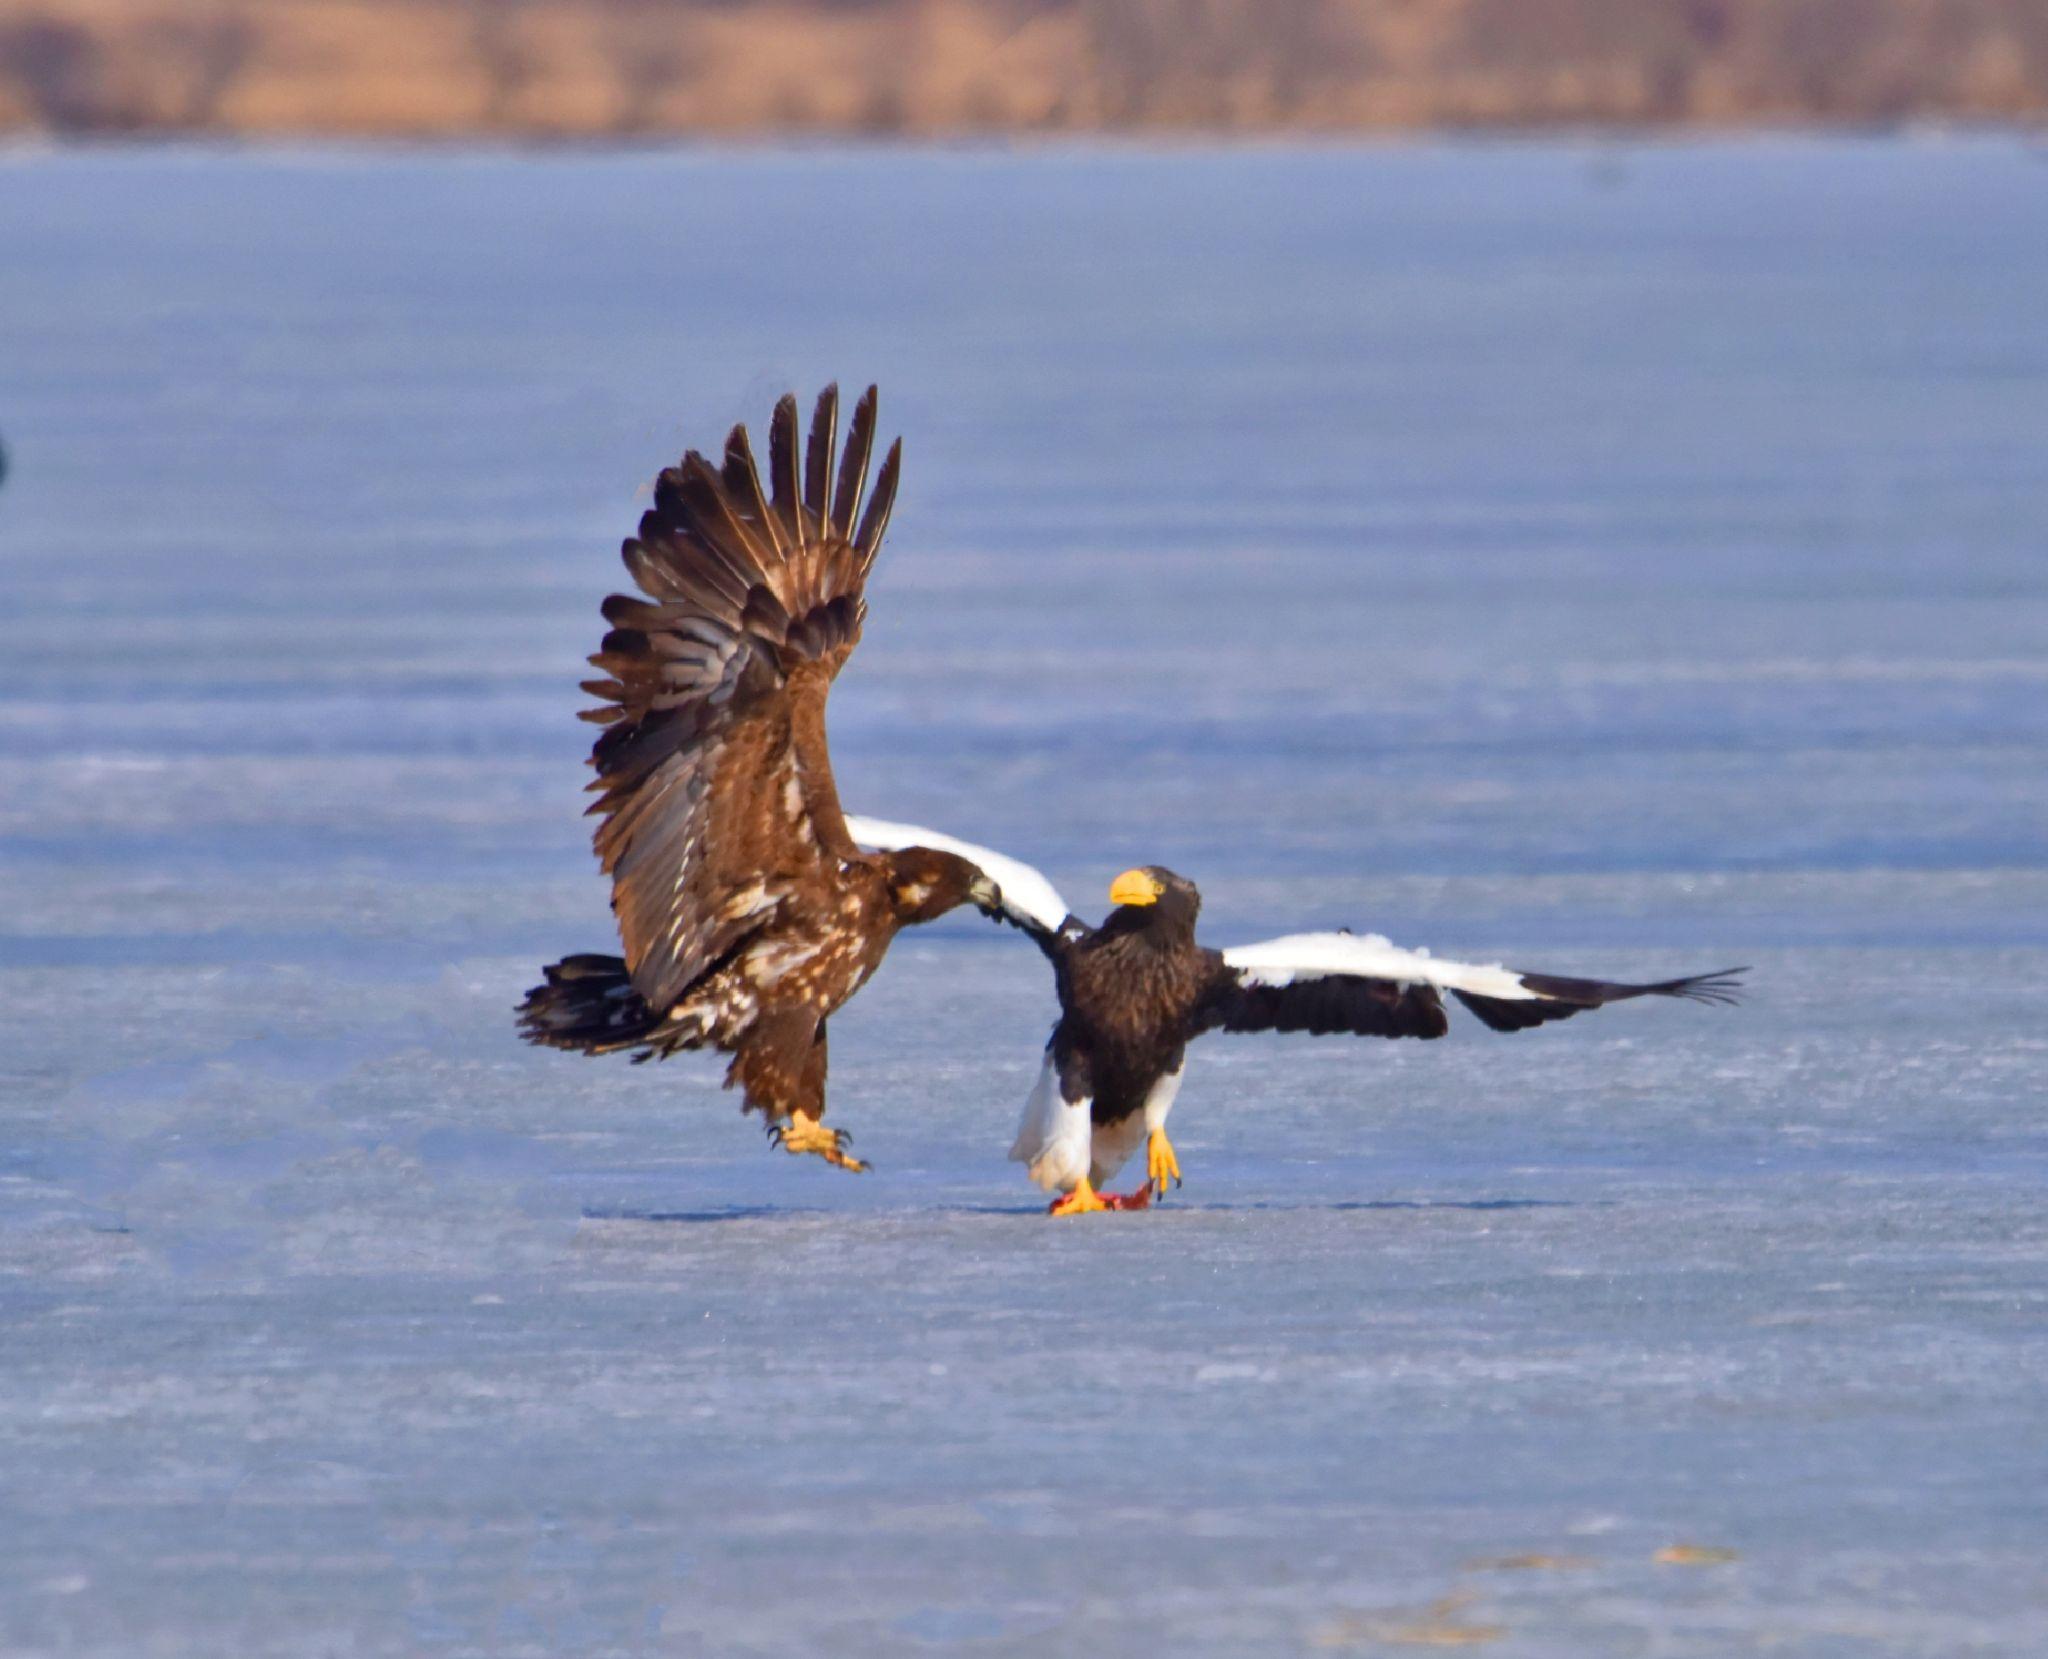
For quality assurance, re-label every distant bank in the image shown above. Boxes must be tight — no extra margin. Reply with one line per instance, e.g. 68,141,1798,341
2,0,2044,138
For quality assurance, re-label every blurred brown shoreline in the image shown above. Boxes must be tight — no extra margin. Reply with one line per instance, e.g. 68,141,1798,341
3,0,2045,138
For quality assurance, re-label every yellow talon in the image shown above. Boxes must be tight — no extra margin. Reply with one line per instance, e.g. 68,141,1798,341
1049,1178,1110,1217
770,1115,869,1173
1146,1128,1183,1198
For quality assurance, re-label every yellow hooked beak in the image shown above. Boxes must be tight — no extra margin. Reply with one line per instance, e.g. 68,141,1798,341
1109,868,1163,908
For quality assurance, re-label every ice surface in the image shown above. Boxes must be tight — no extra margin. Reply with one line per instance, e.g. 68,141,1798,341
2,138,2046,1656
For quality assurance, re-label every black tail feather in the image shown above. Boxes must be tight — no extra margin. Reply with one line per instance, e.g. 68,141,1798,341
518,953,690,1060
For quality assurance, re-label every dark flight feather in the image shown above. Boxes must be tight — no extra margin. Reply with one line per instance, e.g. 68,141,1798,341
831,385,877,539
721,425,781,557
570,388,902,1012
805,383,838,542
854,438,901,574
1208,973,1450,1040
767,392,805,552
1453,968,1747,1033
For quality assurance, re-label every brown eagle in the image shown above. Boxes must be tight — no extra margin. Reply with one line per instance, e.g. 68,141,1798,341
517,389,1042,1171
846,825,1744,1213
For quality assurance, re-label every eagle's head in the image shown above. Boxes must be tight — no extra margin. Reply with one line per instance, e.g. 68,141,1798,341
1106,865,1201,930
884,846,1001,926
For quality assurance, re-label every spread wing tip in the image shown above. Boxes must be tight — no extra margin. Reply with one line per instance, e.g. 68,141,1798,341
1516,965,1749,1007
1652,968,1748,1006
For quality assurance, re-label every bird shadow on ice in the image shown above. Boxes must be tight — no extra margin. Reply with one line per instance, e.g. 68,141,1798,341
1253,1196,1575,1211
582,1196,1578,1224
929,1197,1583,1216
583,1204,1052,1224
1127,1196,1582,1215
582,1204,821,1224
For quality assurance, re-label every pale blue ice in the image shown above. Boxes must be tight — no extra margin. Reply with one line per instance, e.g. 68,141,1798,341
2,138,2046,1655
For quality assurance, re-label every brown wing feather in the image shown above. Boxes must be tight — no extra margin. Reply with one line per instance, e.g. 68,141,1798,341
831,385,877,540
767,393,806,556
582,388,899,1010
853,437,901,581
721,425,781,558
805,383,838,544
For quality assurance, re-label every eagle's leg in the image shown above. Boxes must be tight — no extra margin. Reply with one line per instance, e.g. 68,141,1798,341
744,1016,868,1173
769,1113,868,1173
1144,1127,1182,1199
1108,1128,1183,1206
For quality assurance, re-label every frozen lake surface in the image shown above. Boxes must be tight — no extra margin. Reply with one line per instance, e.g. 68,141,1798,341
3,138,2046,1655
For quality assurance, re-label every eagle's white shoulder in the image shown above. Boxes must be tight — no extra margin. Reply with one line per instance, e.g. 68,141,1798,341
1222,931,1537,1002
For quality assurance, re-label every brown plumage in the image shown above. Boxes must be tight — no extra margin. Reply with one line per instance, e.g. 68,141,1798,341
518,387,996,1172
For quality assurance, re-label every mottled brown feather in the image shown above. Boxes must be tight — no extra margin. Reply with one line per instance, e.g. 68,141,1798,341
580,389,899,1011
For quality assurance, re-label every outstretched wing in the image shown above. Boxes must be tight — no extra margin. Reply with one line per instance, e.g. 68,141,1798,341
1210,932,1743,1039
843,815,1080,948
582,386,902,1011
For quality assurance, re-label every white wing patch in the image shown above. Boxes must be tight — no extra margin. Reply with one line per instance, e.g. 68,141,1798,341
1222,932,1538,1002
843,814,1072,935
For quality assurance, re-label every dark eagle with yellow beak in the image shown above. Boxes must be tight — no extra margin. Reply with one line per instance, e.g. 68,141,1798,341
517,390,1046,1170
847,824,1744,1213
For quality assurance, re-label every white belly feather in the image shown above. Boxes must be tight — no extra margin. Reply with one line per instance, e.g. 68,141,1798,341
1010,1051,1191,1195
1089,1062,1184,1186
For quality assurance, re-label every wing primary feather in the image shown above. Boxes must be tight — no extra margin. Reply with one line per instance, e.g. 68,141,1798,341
1454,967,1747,1032
721,424,781,559
831,385,877,539
674,454,774,581
805,384,838,542
1515,967,1749,1007
768,392,805,552
854,437,901,572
